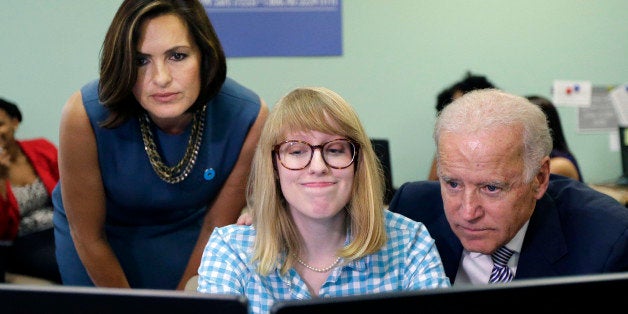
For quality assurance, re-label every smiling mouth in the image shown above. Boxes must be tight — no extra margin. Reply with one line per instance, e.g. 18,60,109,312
303,184,334,190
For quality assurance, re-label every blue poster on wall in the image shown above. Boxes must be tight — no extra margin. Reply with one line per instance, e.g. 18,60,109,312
203,0,342,57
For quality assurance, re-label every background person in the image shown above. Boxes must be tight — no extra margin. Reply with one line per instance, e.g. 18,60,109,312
428,72,497,180
0,97,61,284
198,87,449,314
52,0,268,290
390,89,628,285
526,95,583,182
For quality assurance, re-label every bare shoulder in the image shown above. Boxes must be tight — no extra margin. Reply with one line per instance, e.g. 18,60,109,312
58,90,96,164
243,97,268,146
550,156,580,181
58,91,84,128
61,91,85,117
257,97,269,121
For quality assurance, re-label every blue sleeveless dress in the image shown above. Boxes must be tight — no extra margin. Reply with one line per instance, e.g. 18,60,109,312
52,77,261,289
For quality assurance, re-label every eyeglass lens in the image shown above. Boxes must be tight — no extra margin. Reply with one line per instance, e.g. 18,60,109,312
277,139,356,170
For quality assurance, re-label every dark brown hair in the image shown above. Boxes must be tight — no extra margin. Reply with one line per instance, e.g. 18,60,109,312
526,95,571,154
99,0,226,127
435,71,497,113
0,98,22,122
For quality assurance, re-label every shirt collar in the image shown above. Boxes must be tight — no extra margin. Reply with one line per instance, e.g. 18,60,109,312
467,219,529,258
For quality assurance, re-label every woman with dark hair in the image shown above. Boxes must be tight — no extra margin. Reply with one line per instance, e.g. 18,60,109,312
526,95,583,182
52,0,268,290
0,97,61,284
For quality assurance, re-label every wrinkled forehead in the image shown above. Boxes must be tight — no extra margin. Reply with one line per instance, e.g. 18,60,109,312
440,122,523,147
438,129,525,165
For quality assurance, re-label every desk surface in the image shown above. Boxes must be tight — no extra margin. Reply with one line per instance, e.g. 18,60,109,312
589,183,628,206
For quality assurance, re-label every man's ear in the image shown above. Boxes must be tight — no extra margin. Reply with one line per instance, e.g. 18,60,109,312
534,156,551,199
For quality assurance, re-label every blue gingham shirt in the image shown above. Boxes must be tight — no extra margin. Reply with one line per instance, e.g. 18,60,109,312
197,209,450,314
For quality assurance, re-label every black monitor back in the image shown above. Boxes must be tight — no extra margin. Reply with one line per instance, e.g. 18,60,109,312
0,284,248,314
618,126,628,185
271,272,628,314
370,138,395,204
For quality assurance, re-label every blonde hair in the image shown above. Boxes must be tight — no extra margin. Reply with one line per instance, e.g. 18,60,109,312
248,87,387,275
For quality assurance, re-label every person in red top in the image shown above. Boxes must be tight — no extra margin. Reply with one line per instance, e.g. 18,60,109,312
0,97,61,283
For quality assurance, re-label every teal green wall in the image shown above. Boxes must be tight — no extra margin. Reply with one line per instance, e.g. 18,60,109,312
2,0,627,186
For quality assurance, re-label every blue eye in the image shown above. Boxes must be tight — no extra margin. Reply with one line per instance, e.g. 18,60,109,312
483,185,504,194
289,149,305,156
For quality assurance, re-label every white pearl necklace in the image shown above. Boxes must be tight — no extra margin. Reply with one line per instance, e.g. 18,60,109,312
294,254,342,273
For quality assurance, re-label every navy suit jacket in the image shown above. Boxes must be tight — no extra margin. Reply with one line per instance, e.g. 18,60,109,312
388,174,628,283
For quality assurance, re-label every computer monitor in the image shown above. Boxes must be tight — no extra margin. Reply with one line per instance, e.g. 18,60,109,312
0,284,248,314
618,126,628,185
270,272,628,314
370,138,395,204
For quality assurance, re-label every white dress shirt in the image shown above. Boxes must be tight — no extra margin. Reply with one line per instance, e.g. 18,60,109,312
453,220,529,286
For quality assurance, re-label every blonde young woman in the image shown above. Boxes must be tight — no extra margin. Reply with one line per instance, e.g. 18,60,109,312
198,87,449,314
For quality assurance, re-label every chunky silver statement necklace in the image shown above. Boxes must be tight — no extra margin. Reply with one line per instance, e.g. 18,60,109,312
139,104,206,184
294,254,342,273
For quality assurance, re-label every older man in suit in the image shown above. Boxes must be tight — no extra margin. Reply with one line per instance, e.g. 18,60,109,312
390,89,628,285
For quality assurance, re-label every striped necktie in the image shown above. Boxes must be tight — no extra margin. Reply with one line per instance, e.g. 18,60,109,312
488,246,515,283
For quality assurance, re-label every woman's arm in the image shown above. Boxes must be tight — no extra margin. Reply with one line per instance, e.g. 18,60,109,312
58,91,130,288
176,99,269,290
549,156,580,181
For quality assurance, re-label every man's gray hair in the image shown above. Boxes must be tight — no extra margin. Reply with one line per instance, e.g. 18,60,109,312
434,89,552,182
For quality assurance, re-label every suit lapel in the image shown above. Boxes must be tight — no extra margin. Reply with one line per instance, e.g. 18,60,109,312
516,193,567,278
